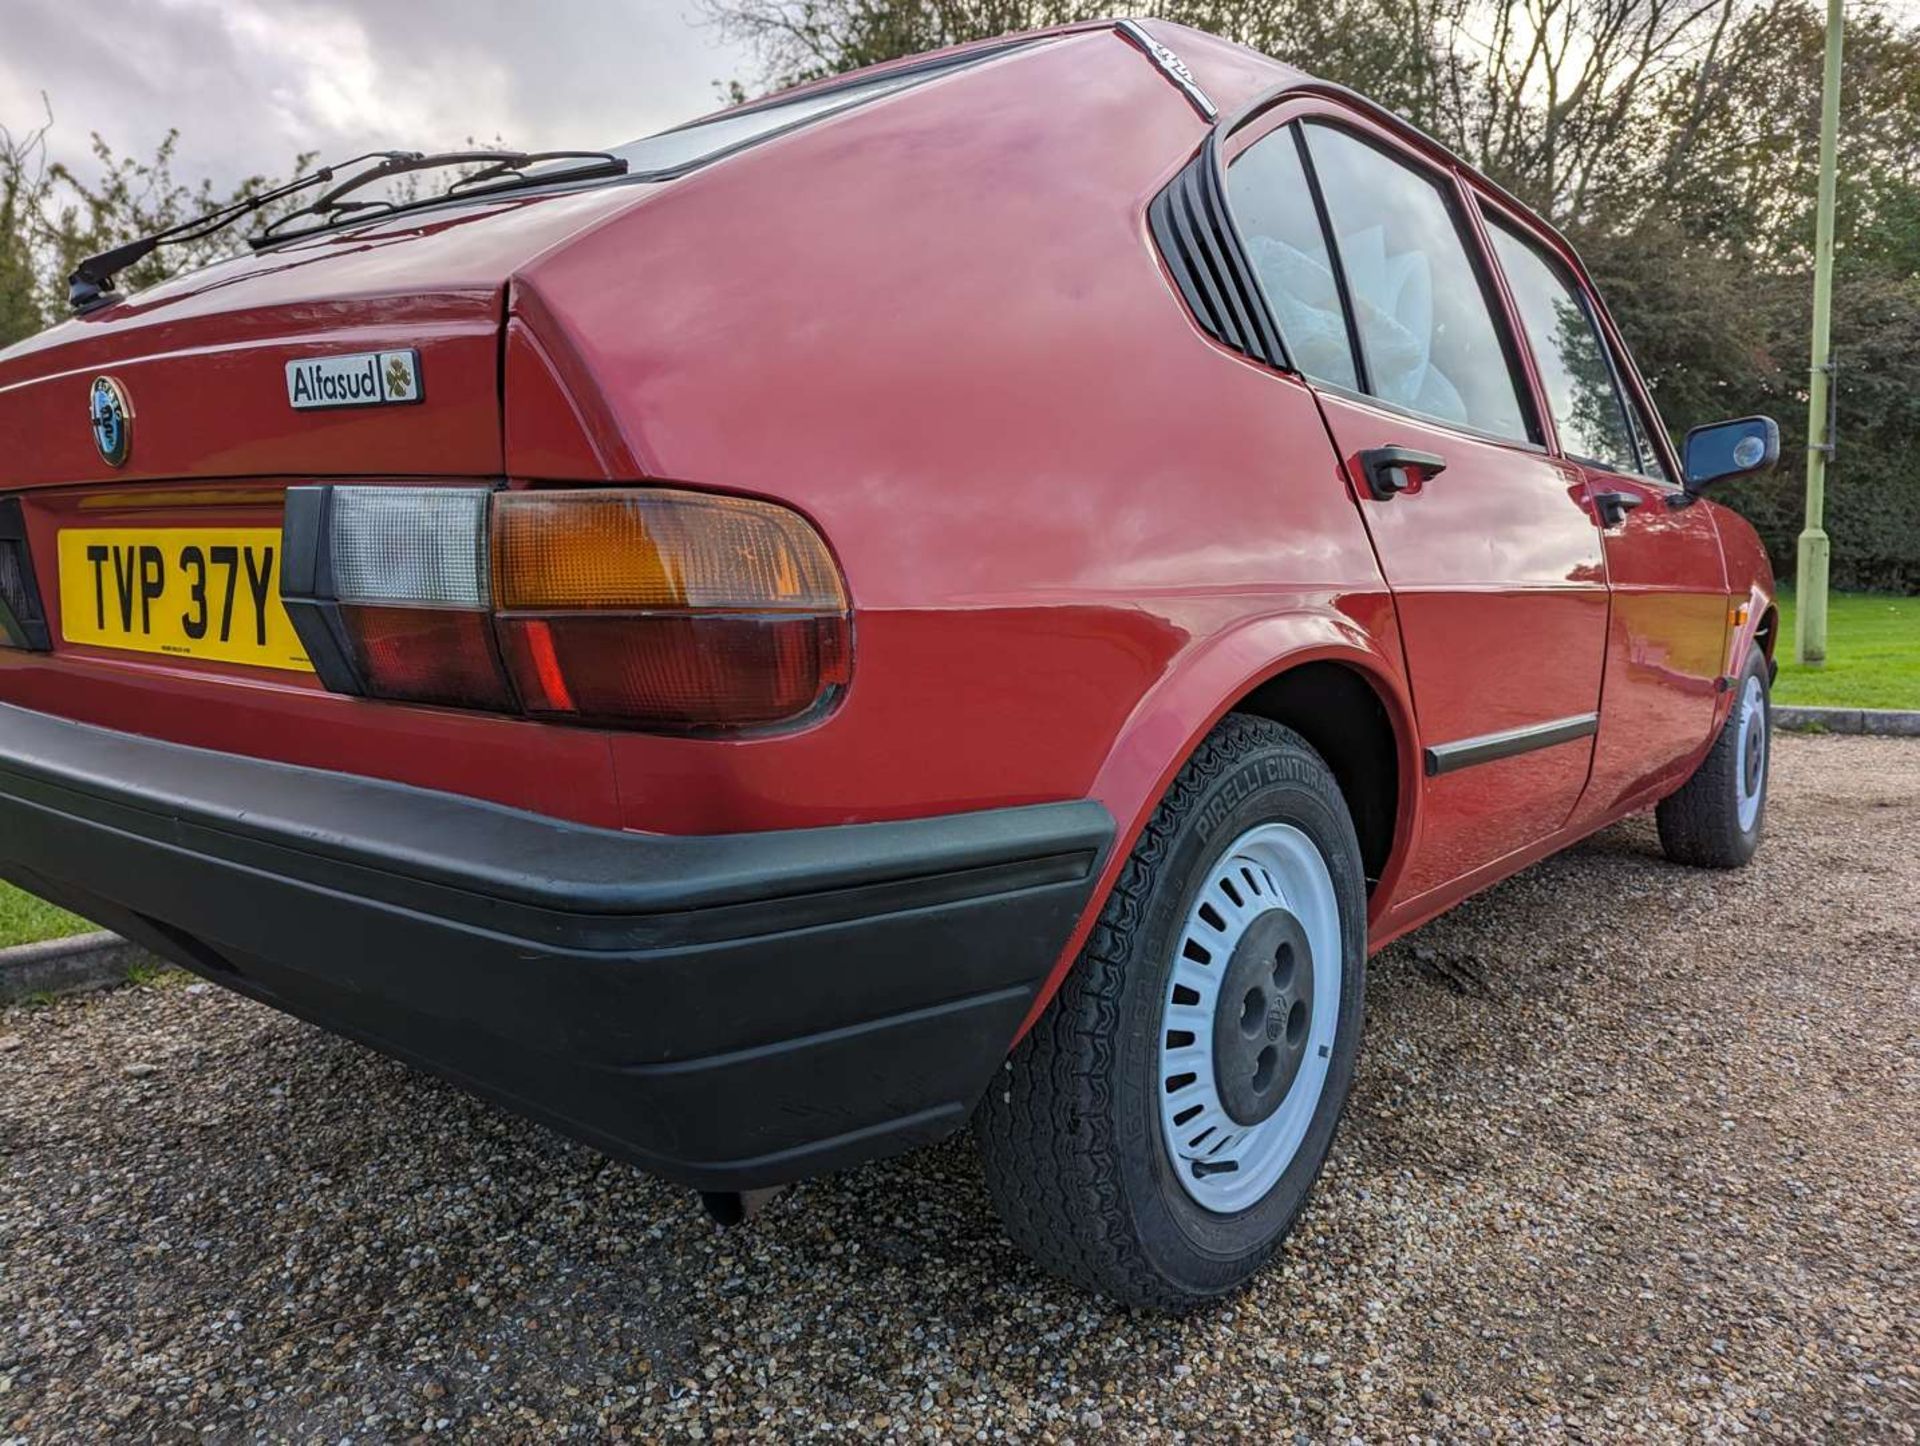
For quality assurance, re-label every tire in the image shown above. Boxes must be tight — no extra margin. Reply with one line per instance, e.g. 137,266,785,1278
1656,643,1772,869
973,714,1368,1311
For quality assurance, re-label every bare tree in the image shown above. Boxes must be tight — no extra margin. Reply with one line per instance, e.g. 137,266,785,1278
703,0,1765,225
0,101,56,346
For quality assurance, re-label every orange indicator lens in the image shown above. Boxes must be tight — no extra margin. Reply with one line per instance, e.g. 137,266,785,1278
493,489,846,613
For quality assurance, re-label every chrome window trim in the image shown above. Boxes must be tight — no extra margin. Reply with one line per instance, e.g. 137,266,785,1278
1115,20,1217,119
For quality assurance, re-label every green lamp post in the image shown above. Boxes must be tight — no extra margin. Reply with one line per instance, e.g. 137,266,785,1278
1795,0,1845,666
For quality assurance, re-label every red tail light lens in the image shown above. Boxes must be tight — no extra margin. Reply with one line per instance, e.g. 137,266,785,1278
499,614,849,726
283,484,851,733
339,605,515,712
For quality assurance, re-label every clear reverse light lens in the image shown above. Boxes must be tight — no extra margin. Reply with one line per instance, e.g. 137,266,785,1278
330,487,490,608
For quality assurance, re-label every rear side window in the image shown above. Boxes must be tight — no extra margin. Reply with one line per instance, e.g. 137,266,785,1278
1227,129,1359,390
1301,124,1531,442
1486,220,1639,473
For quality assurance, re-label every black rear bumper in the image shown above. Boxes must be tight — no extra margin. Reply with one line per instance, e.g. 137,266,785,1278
0,703,1111,1190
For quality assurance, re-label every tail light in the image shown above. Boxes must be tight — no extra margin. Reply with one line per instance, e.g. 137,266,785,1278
282,485,850,732
0,498,52,652
492,490,849,725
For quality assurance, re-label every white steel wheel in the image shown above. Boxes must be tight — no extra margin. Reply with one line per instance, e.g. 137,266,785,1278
1734,673,1767,833
1157,822,1342,1215
973,714,1367,1310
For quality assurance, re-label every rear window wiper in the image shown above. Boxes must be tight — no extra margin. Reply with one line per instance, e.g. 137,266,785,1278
66,149,420,314
64,148,631,313
251,149,629,247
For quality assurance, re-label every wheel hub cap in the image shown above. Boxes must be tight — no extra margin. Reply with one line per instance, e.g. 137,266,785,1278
1211,910,1313,1126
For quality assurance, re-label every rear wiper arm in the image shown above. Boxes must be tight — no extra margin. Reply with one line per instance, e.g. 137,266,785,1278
252,149,629,247
65,148,631,311
66,151,422,315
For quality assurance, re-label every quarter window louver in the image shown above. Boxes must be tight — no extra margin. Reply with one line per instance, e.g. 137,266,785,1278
1149,149,1288,369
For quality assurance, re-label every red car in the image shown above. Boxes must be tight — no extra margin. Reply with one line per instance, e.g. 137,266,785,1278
0,21,1780,1308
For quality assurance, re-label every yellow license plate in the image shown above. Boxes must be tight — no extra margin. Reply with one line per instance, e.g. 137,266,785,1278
57,528,313,673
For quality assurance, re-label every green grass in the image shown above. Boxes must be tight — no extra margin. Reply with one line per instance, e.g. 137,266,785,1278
0,883,92,950
1772,588,1920,710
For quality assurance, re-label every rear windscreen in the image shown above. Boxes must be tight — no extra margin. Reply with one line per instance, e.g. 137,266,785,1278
605,45,1029,179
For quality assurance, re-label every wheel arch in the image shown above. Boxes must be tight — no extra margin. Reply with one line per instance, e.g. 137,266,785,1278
1016,606,1420,1038
1231,660,1403,893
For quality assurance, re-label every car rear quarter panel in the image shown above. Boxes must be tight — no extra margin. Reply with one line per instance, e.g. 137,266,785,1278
509,33,1406,864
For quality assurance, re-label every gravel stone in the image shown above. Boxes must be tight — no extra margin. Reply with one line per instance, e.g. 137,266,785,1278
1,734,1914,1441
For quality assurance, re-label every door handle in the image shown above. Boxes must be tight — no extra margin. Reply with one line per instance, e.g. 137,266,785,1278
1358,446,1447,501
1592,490,1645,528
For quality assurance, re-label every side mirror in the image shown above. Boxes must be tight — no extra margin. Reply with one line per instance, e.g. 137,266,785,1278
1682,415,1780,498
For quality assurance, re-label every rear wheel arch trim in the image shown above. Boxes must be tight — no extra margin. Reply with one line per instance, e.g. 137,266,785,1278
1015,617,1419,1040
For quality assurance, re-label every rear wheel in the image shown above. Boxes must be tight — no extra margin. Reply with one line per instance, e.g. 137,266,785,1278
1657,643,1772,869
973,715,1367,1310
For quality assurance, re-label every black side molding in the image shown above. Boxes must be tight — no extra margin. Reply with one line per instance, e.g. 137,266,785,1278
1423,712,1598,777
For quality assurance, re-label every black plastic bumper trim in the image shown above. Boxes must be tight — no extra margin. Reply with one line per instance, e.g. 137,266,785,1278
278,483,364,696
0,703,1113,1189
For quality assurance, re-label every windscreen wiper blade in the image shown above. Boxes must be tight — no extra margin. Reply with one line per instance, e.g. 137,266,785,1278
252,149,629,247
66,151,421,314
445,150,631,196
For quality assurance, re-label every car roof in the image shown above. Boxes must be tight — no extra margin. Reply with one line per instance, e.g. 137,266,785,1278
666,18,1309,136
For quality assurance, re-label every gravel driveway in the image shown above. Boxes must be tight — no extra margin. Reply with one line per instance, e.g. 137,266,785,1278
2,733,1915,1442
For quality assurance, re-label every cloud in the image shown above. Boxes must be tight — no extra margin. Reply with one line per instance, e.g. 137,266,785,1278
0,0,751,188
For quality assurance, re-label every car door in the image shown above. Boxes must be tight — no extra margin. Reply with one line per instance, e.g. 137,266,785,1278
1480,209,1729,818
1224,113,1610,900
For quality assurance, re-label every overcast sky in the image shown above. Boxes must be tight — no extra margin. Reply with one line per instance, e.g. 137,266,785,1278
8,0,1916,196
0,0,757,190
